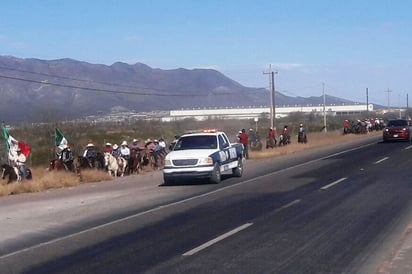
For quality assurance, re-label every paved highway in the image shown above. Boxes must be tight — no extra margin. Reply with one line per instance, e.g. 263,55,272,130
1,135,411,273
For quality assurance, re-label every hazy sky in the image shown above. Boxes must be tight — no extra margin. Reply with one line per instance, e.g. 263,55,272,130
1,0,411,107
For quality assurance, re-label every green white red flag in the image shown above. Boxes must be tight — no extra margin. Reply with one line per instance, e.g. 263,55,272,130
55,128,68,150
2,126,31,159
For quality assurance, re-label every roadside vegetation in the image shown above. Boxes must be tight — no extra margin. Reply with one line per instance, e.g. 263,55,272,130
0,110,398,196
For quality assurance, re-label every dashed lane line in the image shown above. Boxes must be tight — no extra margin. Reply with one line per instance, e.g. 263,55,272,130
374,157,389,164
274,199,302,213
182,223,254,256
0,141,376,260
182,199,302,256
320,177,348,190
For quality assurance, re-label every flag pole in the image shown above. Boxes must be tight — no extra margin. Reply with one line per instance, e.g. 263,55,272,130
1,121,6,163
54,123,57,160
2,121,10,165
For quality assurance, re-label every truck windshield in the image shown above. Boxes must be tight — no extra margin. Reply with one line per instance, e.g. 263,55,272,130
174,135,217,150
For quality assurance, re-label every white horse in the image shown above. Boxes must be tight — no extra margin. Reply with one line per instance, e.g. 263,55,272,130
13,166,22,181
104,153,127,177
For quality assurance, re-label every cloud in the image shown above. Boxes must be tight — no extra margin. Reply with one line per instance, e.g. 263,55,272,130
189,65,221,70
268,63,305,70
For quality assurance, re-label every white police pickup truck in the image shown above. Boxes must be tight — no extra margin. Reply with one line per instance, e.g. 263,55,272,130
163,130,244,185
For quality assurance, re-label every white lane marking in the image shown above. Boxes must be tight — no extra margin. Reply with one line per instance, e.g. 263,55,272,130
183,199,301,256
320,177,347,190
274,199,301,213
182,223,253,256
0,141,376,259
374,157,389,164
404,145,412,150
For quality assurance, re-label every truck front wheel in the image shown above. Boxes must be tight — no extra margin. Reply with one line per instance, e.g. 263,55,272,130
163,175,174,186
210,163,221,184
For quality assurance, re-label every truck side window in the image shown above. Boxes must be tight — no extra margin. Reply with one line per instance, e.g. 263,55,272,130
218,135,228,148
222,133,230,145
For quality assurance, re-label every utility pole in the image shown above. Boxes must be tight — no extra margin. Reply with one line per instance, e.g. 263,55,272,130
323,83,327,132
366,88,369,114
263,65,277,129
384,88,392,110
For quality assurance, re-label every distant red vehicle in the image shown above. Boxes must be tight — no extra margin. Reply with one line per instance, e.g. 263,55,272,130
383,119,412,142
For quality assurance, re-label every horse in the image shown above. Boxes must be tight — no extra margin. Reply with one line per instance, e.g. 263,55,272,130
278,134,291,146
48,158,65,171
266,136,276,149
49,158,75,173
128,149,143,174
140,148,157,171
104,153,128,177
250,138,263,151
1,164,32,183
76,152,105,170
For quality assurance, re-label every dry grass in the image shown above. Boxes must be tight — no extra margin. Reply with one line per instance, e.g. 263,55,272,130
250,130,381,159
0,168,113,197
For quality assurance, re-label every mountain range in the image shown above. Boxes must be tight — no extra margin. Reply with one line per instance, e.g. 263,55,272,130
0,56,358,122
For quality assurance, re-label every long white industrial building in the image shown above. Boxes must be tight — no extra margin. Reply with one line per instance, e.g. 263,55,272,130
162,103,373,121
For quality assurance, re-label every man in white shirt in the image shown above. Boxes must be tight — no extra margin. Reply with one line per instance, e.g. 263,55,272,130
120,140,130,161
12,147,27,180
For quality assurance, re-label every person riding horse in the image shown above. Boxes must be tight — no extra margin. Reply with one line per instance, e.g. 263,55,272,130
83,143,99,168
297,123,308,143
129,139,144,174
266,127,277,149
11,147,29,180
279,125,291,146
60,144,74,171
120,140,131,171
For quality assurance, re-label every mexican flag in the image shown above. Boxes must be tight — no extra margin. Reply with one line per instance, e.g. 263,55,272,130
2,126,31,159
55,128,68,150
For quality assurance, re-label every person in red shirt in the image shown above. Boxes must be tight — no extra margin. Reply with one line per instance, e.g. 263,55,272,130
103,143,113,154
343,120,351,134
267,127,277,148
238,128,249,159
281,125,291,145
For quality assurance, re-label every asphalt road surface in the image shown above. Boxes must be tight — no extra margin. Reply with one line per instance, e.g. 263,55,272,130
1,135,412,273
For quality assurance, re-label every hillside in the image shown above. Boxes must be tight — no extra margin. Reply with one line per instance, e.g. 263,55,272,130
0,56,356,122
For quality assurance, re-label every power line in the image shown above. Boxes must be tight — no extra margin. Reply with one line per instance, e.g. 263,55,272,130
0,74,211,97
0,65,171,93
0,65,243,97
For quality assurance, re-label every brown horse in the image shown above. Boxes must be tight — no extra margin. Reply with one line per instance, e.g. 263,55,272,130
48,159,65,171
128,149,144,174
76,152,105,170
48,158,75,172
